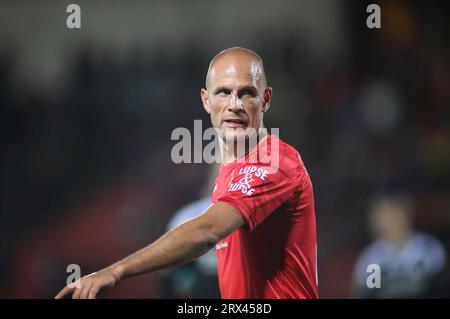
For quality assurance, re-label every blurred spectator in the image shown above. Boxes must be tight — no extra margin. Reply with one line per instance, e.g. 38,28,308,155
160,165,220,299
352,193,447,298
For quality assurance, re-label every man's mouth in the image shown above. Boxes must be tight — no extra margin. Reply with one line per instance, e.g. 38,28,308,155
223,118,247,128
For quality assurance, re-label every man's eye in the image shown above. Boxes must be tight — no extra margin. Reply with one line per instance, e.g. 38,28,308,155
218,90,230,96
240,91,255,97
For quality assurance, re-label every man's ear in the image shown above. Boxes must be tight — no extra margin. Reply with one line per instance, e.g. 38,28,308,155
262,87,273,113
201,88,211,114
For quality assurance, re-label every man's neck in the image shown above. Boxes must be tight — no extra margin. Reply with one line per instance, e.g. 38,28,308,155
220,129,268,164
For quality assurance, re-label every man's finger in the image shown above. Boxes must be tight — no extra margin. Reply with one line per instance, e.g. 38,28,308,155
88,287,98,299
79,284,92,299
55,286,75,299
72,286,82,299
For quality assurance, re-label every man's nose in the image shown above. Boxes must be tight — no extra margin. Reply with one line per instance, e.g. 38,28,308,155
227,92,243,112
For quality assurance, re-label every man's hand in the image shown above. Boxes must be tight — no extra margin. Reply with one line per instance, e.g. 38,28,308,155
54,202,244,299
55,268,118,299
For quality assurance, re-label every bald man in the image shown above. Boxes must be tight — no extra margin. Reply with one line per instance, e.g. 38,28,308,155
55,47,318,299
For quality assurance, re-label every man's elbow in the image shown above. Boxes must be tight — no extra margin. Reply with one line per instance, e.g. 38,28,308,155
186,203,246,250
200,228,224,250
190,224,231,251
203,219,244,247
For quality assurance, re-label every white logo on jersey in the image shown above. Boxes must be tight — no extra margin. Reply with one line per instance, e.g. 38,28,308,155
216,241,228,251
227,166,270,196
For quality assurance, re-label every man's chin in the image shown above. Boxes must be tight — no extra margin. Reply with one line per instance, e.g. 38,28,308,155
220,128,259,144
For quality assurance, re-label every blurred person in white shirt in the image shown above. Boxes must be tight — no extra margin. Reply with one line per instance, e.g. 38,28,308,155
161,165,219,298
352,193,447,298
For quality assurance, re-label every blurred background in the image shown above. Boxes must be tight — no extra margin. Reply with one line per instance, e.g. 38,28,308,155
1,0,449,298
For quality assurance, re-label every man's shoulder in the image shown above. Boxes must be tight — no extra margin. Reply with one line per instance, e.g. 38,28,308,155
264,135,304,168
226,135,307,179
253,135,311,187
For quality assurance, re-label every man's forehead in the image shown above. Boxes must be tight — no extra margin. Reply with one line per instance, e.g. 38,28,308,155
208,60,264,88
209,72,261,88
212,62,259,76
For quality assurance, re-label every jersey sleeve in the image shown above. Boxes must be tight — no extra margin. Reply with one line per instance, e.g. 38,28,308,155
215,148,305,231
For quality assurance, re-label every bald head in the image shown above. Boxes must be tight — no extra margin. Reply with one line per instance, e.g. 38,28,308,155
200,47,273,143
205,47,267,89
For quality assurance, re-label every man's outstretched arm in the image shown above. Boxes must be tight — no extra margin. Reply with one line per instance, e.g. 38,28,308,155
55,201,244,299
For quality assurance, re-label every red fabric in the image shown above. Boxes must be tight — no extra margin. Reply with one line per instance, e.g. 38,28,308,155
212,135,319,299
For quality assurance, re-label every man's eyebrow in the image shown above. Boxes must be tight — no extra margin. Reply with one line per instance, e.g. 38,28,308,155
213,86,230,94
213,85,258,94
238,85,257,92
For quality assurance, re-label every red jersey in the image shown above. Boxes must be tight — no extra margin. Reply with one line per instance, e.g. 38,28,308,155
212,135,318,299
